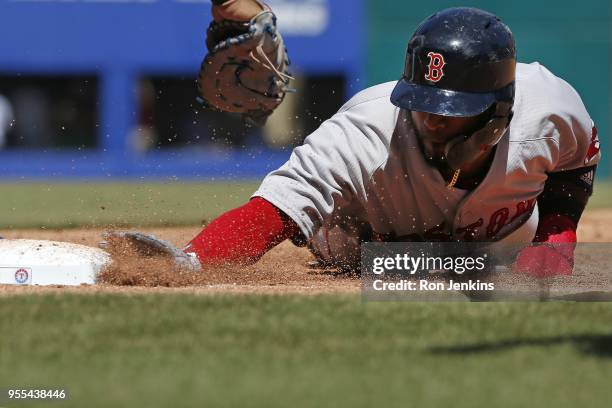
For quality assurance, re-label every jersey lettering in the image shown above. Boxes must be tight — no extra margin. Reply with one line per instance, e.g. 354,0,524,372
423,222,452,241
486,208,510,238
510,199,536,224
456,218,484,241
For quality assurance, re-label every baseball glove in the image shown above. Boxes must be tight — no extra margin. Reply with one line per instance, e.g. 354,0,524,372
198,5,292,125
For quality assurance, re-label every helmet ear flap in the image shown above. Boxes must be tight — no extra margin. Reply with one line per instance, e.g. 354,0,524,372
444,101,513,170
404,35,425,82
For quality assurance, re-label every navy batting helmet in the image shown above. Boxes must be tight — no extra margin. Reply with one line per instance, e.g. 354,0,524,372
390,7,516,117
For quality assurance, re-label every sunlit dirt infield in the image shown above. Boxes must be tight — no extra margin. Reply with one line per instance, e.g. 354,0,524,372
1,209,611,295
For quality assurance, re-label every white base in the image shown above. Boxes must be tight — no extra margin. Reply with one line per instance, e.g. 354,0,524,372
0,239,111,286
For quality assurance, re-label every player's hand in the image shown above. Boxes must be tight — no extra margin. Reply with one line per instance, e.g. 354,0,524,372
100,231,201,271
212,0,264,22
512,243,574,278
513,213,577,278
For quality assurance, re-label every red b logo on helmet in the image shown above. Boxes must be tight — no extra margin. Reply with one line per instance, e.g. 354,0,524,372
425,52,446,82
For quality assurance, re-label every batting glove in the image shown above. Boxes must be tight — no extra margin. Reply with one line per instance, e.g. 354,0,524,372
100,231,202,271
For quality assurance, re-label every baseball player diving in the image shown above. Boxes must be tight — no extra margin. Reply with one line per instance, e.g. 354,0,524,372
108,3,601,278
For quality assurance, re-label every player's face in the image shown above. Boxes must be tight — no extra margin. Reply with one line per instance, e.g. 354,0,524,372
410,110,486,165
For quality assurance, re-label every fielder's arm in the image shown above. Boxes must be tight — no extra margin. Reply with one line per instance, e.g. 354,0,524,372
211,0,264,21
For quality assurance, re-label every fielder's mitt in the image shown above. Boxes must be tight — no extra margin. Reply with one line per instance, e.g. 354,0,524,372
198,6,292,125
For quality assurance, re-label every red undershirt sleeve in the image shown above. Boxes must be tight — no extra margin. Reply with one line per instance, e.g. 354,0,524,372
533,213,577,243
183,197,301,266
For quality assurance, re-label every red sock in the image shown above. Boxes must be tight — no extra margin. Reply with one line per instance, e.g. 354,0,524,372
184,197,300,266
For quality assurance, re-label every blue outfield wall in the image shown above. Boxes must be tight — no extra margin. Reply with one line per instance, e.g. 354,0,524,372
0,0,365,179
2,0,608,180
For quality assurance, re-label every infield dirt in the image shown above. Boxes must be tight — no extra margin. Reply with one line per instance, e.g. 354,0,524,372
1,208,611,295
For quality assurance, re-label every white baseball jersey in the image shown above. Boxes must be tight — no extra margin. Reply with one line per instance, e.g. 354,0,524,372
254,62,601,253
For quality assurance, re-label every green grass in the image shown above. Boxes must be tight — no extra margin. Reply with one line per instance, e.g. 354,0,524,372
0,180,611,229
0,294,611,407
0,181,259,228
585,181,612,208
